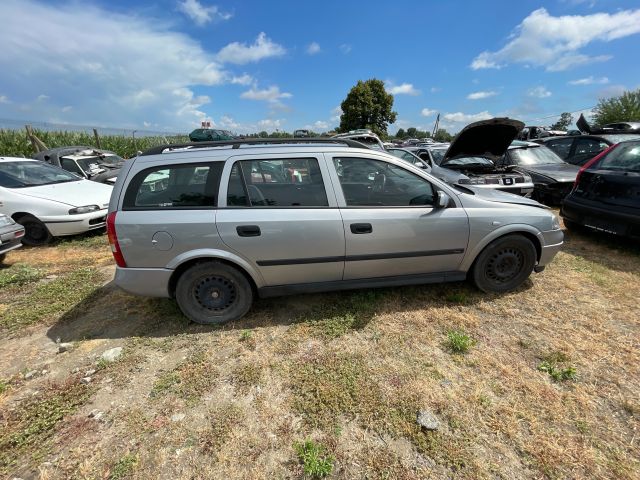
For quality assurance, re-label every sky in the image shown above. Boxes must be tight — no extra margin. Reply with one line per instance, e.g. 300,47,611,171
0,0,639,135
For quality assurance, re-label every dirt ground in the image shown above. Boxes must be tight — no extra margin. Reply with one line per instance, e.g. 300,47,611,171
0,220,638,480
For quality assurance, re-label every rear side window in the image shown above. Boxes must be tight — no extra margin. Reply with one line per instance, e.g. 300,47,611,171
226,158,328,207
123,163,222,209
596,143,640,171
545,138,573,159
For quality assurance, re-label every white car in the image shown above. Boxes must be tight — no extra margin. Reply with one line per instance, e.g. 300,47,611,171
0,157,112,245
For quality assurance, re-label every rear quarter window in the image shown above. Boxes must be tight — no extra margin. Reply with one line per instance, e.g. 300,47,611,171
122,163,223,209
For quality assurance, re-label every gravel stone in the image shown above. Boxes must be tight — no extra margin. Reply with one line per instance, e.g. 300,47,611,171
100,347,123,363
417,410,440,431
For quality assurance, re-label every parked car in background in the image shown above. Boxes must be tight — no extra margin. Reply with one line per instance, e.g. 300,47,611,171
33,146,125,184
293,129,311,138
189,128,235,142
332,131,385,150
108,138,563,325
0,157,112,245
387,147,467,185
561,140,640,239
494,141,580,205
0,214,24,263
518,126,566,140
399,118,535,196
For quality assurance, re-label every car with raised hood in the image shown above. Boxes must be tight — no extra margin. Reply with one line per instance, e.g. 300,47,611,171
534,114,640,166
33,146,125,184
494,141,580,205
0,157,112,245
332,131,385,151
396,118,535,196
0,214,25,263
107,138,563,325
561,139,640,239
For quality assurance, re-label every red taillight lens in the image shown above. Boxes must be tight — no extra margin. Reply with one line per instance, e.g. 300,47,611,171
106,211,127,268
572,144,617,192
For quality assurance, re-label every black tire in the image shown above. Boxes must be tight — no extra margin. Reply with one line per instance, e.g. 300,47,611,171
17,215,53,246
175,261,253,325
0,253,6,264
562,218,580,231
471,235,537,293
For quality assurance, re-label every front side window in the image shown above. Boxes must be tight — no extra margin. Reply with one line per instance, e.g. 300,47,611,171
546,138,573,159
333,157,434,207
226,158,328,207
123,163,221,209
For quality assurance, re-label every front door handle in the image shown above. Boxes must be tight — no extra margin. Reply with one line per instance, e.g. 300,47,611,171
236,225,261,237
350,223,372,234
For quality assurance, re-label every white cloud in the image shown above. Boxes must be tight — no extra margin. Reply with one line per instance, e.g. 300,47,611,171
61,105,72,112
0,0,239,130
306,42,321,55
36,94,49,102
339,44,352,54
258,118,285,130
527,86,552,98
443,111,493,123
0,95,9,104
216,32,285,65
311,120,329,130
430,87,441,93
597,84,627,98
330,106,342,123
421,108,437,117
240,86,292,103
230,74,254,86
568,76,609,85
467,90,498,100
219,115,241,130
177,0,232,26
385,82,420,96
470,7,640,71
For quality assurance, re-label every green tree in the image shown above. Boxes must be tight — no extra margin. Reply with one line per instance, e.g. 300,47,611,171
406,127,418,138
592,89,640,126
339,78,397,137
396,128,406,139
434,129,453,142
551,112,573,131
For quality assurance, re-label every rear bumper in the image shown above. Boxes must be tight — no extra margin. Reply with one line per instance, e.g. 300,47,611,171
561,197,640,238
114,266,173,297
43,210,108,237
0,225,25,255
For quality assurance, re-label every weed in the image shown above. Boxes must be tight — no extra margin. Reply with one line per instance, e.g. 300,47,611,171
0,264,44,289
109,452,138,480
232,363,262,394
150,350,217,403
0,379,93,472
0,379,8,395
294,439,335,478
239,330,252,341
150,372,181,397
445,330,475,354
445,292,469,303
537,361,577,381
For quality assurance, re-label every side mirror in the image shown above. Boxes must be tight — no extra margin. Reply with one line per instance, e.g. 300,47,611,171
435,190,451,209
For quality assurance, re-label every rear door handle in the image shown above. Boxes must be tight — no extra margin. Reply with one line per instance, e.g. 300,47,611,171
236,225,261,237
350,223,372,234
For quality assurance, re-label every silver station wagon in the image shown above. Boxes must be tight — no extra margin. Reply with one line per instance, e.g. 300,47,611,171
107,138,563,324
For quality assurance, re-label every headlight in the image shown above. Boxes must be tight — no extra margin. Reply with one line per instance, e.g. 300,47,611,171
551,215,561,230
68,205,100,215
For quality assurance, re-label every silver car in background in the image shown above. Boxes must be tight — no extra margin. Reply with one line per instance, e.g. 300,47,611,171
107,138,563,325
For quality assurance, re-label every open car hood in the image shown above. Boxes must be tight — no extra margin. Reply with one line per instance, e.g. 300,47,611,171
443,118,524,164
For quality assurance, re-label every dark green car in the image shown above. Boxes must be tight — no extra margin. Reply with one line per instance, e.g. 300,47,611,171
189,128,235,142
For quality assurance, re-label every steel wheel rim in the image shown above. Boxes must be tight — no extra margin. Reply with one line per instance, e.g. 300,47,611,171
485,247,524,284
193,275,237,312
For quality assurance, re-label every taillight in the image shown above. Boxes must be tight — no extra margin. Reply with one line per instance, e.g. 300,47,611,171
571,144,617,192
106,211,127,268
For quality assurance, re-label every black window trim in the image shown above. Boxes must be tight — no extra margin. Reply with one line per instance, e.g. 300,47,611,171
122,162,223,211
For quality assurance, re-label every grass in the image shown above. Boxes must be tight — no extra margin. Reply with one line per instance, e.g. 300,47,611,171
0,264,44,288
149,350,218,404
537,352,578,381
445,330,475,354
108,452,138,480
294,439,335,478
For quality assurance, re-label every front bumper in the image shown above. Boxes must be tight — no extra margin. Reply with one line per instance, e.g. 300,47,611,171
114,266,173,298
561,197,640,238
43,210,108,237
538,229,564,267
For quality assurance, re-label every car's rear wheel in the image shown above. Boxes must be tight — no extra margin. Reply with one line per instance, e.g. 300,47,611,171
17,215,53,246
472,235,537,293
175,261,253,324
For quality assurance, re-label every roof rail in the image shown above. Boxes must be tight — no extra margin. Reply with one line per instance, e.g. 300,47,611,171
139,137,370,156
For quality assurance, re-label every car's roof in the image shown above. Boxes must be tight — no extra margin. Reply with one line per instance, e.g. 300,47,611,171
509,140,540,149
537,133,640,143
0,157,40,162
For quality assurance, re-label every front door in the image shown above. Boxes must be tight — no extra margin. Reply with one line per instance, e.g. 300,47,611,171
328,155,469,280
216,155,345,286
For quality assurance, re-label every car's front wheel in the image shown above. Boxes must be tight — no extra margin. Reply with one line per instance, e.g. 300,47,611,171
16,215,53,246
471,234,537,293
175,261,253,324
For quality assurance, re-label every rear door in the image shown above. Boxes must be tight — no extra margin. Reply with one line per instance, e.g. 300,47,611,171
327,154,469,280
216,154,345,286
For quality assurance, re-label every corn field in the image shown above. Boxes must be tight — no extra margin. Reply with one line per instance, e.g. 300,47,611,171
0,128,189,159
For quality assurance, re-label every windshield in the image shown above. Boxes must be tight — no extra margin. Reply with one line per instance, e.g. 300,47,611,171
0,161,80,188
597,142,640,171
74,154,123,174
429,149,446,165
441,156,494,167
509,146,564,165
